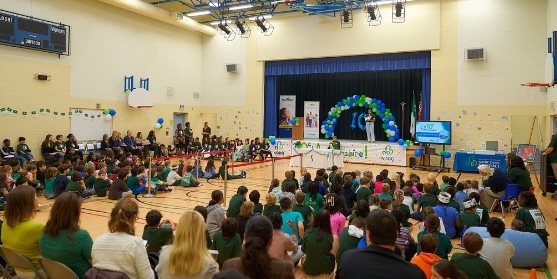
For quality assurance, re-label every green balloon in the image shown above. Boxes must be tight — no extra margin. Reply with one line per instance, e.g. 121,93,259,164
327,120,332,124
351,102,356,107
386,109,390,113
405,140,411,145
325,134,329,139
371,103,377,108
335,105,340,110
103,109,109,115
343,99,348,105
382,124,386,128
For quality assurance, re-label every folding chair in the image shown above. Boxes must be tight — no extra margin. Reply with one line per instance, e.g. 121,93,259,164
490,184,521,218
0,246,46,279
39,258,78,279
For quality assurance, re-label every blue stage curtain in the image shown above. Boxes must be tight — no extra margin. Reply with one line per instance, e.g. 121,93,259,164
421,68,431,121
263,76,277,137
264,51,431,137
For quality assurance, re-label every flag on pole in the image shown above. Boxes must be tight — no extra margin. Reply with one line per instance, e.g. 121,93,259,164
410,92,417,139
418,92,423,121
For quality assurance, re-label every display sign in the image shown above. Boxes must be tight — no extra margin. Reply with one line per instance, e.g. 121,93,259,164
0,10,70,55
415,121,452,145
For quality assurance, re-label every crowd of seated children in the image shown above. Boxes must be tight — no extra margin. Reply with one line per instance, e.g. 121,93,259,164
142,209,175,254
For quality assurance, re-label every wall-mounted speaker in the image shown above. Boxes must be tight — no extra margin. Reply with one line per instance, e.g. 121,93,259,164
465,48,486,61
226,64,239,73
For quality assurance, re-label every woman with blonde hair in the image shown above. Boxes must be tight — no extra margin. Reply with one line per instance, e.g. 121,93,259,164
156,211,217,279
1,185,44,268
91,199,154,279
40,192,93,279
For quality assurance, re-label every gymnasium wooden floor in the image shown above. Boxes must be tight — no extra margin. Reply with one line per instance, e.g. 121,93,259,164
32,159,555,279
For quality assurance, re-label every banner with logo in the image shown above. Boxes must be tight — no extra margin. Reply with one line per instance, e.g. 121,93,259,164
303,101,320,139
290,140,406,166
278,95,296,127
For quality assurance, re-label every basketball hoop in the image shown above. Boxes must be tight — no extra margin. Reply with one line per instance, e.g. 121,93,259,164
521,82,551,101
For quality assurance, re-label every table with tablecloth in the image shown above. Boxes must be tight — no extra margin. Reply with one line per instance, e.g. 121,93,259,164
453,152,507,172
289,148,344,169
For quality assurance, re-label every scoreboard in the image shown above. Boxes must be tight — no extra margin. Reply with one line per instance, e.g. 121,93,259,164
0,10,70,55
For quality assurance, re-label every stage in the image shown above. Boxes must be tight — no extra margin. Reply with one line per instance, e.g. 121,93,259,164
270,138,407,167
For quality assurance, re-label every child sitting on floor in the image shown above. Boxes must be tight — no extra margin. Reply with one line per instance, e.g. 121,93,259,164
181,165,200,187
142,210,175,254
459,198,481,236
210,218,243,269
263,192,281,217
450,232,497,279
93,171,111,197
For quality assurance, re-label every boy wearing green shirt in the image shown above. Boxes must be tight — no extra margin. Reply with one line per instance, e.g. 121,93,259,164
460,198,481,236
127,167,146,195
142,210,175,254
413,183,437,220
227,186,247,218
93,171,110,197
468,192,490,226
16,137,33,166
218,160,244,180
336,217,364,264
281,170,296,191
293,191,313,229
451,232,497,279
210,218,242,268
181,165,200,187
355,176,372,203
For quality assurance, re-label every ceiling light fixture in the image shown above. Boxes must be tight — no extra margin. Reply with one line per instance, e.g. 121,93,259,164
365,0,382,26
217,21,236,41
187,10,211,16
229,4,253,10
253,16,274,36
392,0,405,23
234,19,251,38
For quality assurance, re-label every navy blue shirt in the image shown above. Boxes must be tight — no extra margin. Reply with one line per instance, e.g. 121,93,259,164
485,168,511,194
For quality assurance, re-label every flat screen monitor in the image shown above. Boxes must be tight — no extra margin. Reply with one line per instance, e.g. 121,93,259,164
415,121,451,145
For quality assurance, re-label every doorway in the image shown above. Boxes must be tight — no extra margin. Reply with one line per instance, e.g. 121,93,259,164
173,113,187,138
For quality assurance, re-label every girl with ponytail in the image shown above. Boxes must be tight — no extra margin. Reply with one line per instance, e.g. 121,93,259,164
207,190,225,238
301,209,338,279
91,199,154,279
222,216,294,279
431,259,469,279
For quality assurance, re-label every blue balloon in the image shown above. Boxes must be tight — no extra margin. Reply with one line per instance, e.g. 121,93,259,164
332,118,337,123
380,114,385,118
444,151,452,159
389,115,395,121
372,98,377,103
388,136,395,142
337,102,343,106
157,117,164,124
109,109,116,116
414,149,423,157
290,119,296,125
270,139,277,145
403,144,409,149
364,103,369,108
327,131,333,137
353,95,360,100
322,121,327,125
397,139,405,146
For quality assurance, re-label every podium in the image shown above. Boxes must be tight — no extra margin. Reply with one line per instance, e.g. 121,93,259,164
292,117,304,140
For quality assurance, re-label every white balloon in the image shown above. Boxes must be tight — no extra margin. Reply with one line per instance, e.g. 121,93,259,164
155,123,161,129
390,130,396,136
104,115,112,121
389,121,394,125
358,103,363,107
372,108,377,112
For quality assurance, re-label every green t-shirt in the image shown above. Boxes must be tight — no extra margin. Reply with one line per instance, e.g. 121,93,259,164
515,206,549,240
392,203,412,227
293,203,313,229
185,128,193,138
507,167,533,192
45,177,55,194
439,182,450,191
205,229,212,248
450,253,498,279
66,181,84,194
302,181,311,193
263,204,282,217
227,194,246,218
417,231,453,259
431,182,441,197
378,193,393,201
253,202,263,214
460,211,480,233
210,232,242,268
142,226,173,254
418,193,437,215
548,134,557,163
355,187,372,203
180,173,195,186
448,200,461,213
328,172,336,184
161,167,171,181
83,175,95,190
304,193,324,216
126,175,141,190
93,178,110,197
39,229,93,279
16,143,31,154
336,227,361,264
302,229,335,275
281,178,296,191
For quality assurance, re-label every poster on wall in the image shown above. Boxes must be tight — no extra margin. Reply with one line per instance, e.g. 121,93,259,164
303,101,320,139
279,95,296,127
